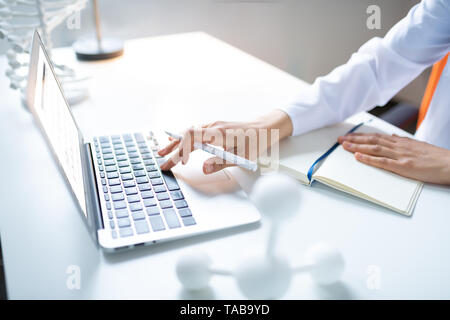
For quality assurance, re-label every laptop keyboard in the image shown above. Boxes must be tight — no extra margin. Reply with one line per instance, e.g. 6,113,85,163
93,132,196,240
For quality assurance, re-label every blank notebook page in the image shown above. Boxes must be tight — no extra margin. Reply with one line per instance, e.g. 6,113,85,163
314,122,421,213
278,121,360,180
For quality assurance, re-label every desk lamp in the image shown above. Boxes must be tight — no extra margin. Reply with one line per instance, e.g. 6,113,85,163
73,0,123,60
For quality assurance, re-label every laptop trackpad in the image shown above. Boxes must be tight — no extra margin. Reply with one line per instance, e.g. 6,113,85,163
171,149,239,195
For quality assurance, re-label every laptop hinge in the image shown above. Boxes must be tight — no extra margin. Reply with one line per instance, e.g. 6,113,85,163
83,142,104,231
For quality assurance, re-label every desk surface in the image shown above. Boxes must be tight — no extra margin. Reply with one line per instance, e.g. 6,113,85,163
1,32,449,299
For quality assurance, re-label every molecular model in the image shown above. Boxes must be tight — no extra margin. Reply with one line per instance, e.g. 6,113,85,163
176,173,346,299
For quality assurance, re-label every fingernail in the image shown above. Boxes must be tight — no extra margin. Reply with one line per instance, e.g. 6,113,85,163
204,164,213,174
343,141,352,148
355,152,362,159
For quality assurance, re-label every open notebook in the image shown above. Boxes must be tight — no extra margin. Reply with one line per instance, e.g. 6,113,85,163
274,112,423,216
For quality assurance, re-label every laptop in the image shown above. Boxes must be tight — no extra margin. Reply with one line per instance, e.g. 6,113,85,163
26,31,260,252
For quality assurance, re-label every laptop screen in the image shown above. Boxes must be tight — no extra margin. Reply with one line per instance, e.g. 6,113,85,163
28,35,87,217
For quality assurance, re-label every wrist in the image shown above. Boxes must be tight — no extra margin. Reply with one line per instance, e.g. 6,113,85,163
445,152,450,184
252,109,293,140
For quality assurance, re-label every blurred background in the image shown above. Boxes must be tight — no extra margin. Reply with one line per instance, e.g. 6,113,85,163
0,0,425,107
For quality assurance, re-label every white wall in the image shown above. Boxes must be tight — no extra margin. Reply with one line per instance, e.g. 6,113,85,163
1,0,426,105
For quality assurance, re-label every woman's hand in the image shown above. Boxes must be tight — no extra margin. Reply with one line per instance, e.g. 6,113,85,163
158,109,293,174
338,133,450,185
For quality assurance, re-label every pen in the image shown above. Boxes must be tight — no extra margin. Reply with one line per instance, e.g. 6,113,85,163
164,131,258,172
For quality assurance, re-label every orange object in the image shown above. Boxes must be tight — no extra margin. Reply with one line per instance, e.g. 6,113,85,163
417,53,449,128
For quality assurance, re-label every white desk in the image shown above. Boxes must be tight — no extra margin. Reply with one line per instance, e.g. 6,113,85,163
1,32,450,299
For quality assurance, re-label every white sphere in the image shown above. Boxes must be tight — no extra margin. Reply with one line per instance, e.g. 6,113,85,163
235,256,292,299
251,173,301,221
176,252,212,291
304,243,345,285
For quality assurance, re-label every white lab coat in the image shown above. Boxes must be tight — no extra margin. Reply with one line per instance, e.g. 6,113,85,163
281,0,450,150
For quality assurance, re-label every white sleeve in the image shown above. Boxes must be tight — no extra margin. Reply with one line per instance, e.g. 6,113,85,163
280,0,450,136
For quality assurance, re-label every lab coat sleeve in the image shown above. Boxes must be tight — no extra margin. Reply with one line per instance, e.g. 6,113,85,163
280,0,450,136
